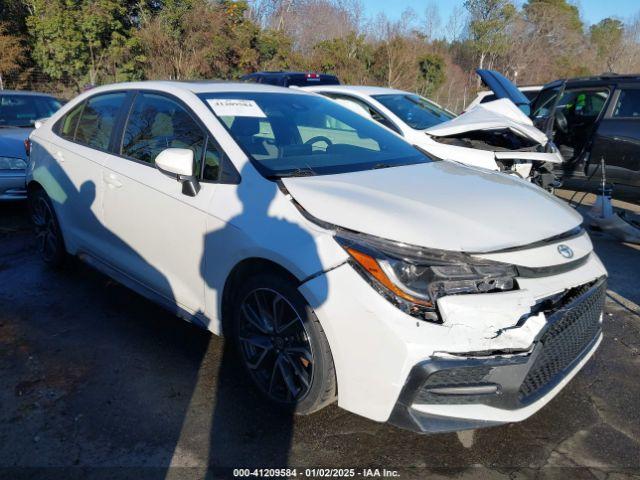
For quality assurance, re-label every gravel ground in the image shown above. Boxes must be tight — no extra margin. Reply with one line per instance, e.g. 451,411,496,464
0,200,639,480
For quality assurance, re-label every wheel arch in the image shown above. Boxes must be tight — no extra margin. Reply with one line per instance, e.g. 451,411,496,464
26,180,44,195
220,257,302,337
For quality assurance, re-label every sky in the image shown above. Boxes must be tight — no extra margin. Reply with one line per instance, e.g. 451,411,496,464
361,0,640,28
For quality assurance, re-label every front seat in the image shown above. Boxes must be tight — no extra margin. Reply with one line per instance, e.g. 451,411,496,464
229,117,271,156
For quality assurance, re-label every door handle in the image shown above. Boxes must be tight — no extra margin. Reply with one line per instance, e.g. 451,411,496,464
103,172,123,189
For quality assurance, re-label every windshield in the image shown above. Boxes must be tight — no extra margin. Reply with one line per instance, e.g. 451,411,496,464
372,94,455,130
0,94,61,128
199,92,431,177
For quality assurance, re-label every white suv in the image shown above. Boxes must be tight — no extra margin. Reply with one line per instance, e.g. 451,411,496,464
26,81,607,433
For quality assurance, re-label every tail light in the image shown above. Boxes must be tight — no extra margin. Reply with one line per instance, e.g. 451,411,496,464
24,138,31,157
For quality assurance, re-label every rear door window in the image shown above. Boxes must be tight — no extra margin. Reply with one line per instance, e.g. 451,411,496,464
74,92,127,150
612,89,640,118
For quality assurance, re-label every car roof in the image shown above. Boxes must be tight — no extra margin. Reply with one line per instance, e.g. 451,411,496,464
77,80,308,96
302,85,409,96
244,71,338,78
544,74,640,89
0,90,58,98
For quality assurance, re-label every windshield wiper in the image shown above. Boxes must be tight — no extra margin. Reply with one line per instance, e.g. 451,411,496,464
373,163,393,170
285,169,316,177
271,167,317,178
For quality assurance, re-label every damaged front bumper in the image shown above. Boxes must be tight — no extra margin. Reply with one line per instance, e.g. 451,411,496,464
389,277,606,433
300,231,607,428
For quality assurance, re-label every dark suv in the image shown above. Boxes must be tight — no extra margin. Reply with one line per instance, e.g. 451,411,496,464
479,70,640,204
531,74,640,203
241,71,340,88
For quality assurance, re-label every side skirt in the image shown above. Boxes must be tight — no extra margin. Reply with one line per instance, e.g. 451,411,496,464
76,251,213,332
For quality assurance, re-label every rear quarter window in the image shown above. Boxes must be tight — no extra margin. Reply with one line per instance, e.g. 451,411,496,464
57,103,85,140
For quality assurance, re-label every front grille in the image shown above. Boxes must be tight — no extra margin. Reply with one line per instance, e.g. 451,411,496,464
518,280,606,400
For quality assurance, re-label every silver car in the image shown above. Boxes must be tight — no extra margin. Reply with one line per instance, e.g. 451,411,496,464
1,91,62,200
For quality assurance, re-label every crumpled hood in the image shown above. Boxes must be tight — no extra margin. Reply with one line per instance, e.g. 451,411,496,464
425,99,548,146
283,161,582,252
0,127,32,160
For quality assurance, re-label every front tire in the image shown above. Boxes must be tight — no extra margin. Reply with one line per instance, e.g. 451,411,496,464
230,270,337,415
28,188,66,267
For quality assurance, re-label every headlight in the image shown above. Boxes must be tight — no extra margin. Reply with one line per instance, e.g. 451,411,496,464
336,230,517,323
0,156,27,170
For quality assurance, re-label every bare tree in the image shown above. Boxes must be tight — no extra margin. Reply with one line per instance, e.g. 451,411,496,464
422,1,441,42
260,0,362,53
617,12,640,73
445,5,467,42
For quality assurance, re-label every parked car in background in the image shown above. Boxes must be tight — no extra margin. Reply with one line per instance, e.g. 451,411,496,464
467,85,543,112
27,81,607,433
480,71,640,204
0,90,62,200
304,84,562,188
241,71,340,87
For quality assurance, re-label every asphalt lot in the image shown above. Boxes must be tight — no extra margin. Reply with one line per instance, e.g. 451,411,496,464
1,199,639,480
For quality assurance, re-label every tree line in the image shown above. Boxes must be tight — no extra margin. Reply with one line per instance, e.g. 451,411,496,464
1,0,639,111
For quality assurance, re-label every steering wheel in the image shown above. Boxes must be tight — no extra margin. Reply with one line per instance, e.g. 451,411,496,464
554,109,569,134
304,135,333,149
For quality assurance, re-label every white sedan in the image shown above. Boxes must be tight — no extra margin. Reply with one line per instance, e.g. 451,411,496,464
27,81,606,433
303,85,563,188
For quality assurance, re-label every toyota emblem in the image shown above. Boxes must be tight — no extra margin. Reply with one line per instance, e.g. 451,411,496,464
557,244,574,259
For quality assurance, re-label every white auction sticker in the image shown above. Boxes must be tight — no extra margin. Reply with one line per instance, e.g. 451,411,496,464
207,99,266,118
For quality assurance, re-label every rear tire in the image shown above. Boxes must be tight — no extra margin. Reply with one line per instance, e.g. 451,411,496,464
28,188,66,267
229,270,337,415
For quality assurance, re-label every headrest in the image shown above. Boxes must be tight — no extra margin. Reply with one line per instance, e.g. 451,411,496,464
230,116,260,137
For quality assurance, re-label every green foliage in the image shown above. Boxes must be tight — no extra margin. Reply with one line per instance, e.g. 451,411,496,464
26,0,143,89
417,53,445,96
464,0,517,67
3,0,639,109
590,17,624,70
256,29,297,70
524,0,583,33
311,33,374,83
135,0,296,80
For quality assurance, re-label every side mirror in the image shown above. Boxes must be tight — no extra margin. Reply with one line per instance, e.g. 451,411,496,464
155,148,200,197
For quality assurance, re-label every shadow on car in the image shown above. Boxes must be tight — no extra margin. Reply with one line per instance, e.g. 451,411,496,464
21,158,332,474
